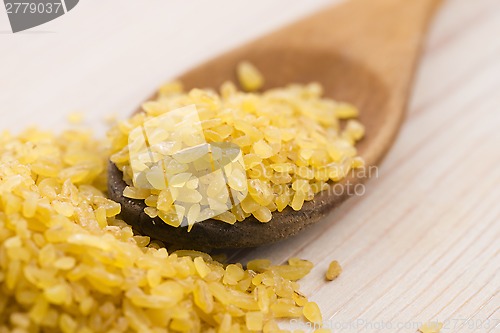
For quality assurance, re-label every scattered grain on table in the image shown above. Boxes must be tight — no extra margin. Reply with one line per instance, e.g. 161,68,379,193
326,260,342,281
418,322,443,333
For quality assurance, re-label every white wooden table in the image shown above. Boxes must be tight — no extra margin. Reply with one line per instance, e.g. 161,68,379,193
1,1,498,332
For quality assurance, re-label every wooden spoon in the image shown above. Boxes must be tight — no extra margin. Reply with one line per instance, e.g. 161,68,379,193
108,0,442,249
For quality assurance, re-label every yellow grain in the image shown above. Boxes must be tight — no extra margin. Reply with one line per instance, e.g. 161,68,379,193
326,260,342,281
237,61,264,91
67,112,84,124
303,301,322,323
419,322,443,333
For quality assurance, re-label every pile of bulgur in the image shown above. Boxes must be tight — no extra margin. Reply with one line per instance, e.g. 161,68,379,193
109,78,364,226
0,128,327,333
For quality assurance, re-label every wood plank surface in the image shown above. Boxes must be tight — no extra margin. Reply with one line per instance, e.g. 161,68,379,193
0,0,498,332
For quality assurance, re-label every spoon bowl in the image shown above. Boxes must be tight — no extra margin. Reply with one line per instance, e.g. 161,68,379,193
108,0,441,249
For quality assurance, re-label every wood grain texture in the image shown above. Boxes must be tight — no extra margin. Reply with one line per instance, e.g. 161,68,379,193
0,0,499,332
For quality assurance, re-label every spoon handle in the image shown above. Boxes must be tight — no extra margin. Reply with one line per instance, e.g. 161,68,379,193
268,0,442,99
